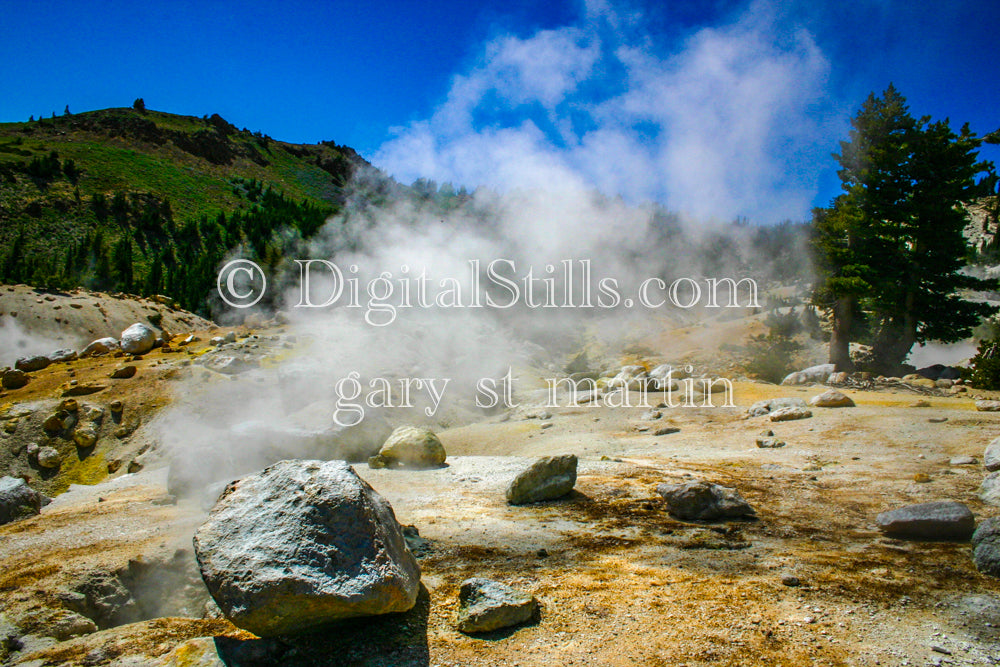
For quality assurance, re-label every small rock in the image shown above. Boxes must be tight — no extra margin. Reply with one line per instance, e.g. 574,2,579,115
109,400,124,414
43,411,68,432
119,323,157,355
49,348,78,363
506,454,577,505
369,426,446,469
654,426,680,436
972,517,1000,576
81,337,119,357
979,472,1000,506
985,437,1000,472
809,389,855,408
756,437,786,448
746,397,806,418
769,406,812,422
73,423,99,449
0,476,50,525
1,369,28,390
60,398,79,412
913,473,931,483
656,480,755,521
456,578,539,634
910,400,931,408
15,355,50,372
781,363,835,386
876,501,975,541
949,455,976,466
223,331,237,343
781,575,801,587
36,446,62,469
640,409,662,421
976,400,1000,412
109,365,137,379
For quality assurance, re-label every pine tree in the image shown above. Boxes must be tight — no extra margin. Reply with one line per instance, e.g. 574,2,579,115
813,85,998,373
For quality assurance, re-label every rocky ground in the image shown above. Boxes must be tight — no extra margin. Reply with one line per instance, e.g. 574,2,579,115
2,288,1000,666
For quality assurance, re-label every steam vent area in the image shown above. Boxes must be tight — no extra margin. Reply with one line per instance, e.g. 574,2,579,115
2,286,1000,667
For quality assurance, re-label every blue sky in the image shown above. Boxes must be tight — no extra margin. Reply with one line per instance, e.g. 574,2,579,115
2,0,997,222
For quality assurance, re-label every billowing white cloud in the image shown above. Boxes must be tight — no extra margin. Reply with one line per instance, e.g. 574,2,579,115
376,0,835,223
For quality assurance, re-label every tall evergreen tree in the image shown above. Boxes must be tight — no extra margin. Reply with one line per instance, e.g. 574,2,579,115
813,85,997,373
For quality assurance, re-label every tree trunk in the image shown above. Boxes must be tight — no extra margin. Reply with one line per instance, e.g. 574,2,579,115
828,297,855,372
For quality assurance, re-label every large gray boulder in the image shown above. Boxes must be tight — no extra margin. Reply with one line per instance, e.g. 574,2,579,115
0,476,50,525
369,426,446,469
506,454,577,505
119,323,157,355
656,481,755,521
193,460,421,637
876,501,975,540
456,578,539,633
781,363,835,386
985,437,1000,472
972,517,1000,577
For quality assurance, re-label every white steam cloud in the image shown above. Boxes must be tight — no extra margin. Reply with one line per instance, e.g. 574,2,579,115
375,0,833,223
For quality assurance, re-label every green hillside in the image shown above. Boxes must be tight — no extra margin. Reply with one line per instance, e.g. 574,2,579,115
0,104,400,313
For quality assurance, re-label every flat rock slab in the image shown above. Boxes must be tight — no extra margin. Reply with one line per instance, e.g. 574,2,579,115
506,454,577,505
876,501,975,541
769,406,812,422
977,400,1000,412
193,459,421,637
457,578,538,634
746,397,806,418
656,480,755,521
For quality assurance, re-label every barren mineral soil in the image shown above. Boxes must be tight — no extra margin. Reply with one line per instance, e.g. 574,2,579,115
2,290,1000,666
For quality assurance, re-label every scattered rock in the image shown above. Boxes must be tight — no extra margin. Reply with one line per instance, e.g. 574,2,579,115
193,459,421,637
972,517,1000,577
910,400,931,408
61,383,107,397
781,363,834,386
950,455,976,466
985,437,1000,472
14,355,50,372
976,400,1000,412
639,409,662,421
769,406,812,422
43,411,69,432
223,331,238,343
36,446,62,469
119,323,157,355
656,480,755,521
109,365,137,379
875,501,975,541
73,423,99,449
781,575,801,587
979,472,1000,506
0,476,50,525
506,454,578,505
913,473,931,483
81,337,120,357
746,397,806,418
1,369,28,390
756,437,785,448
653,426,680,436
456,578,539,634
201,355,259,375
49,348,78,363
827,371,849,384
369,426,446,469
809,389,855,408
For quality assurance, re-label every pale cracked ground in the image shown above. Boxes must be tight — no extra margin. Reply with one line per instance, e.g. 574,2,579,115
3,382,1000,666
